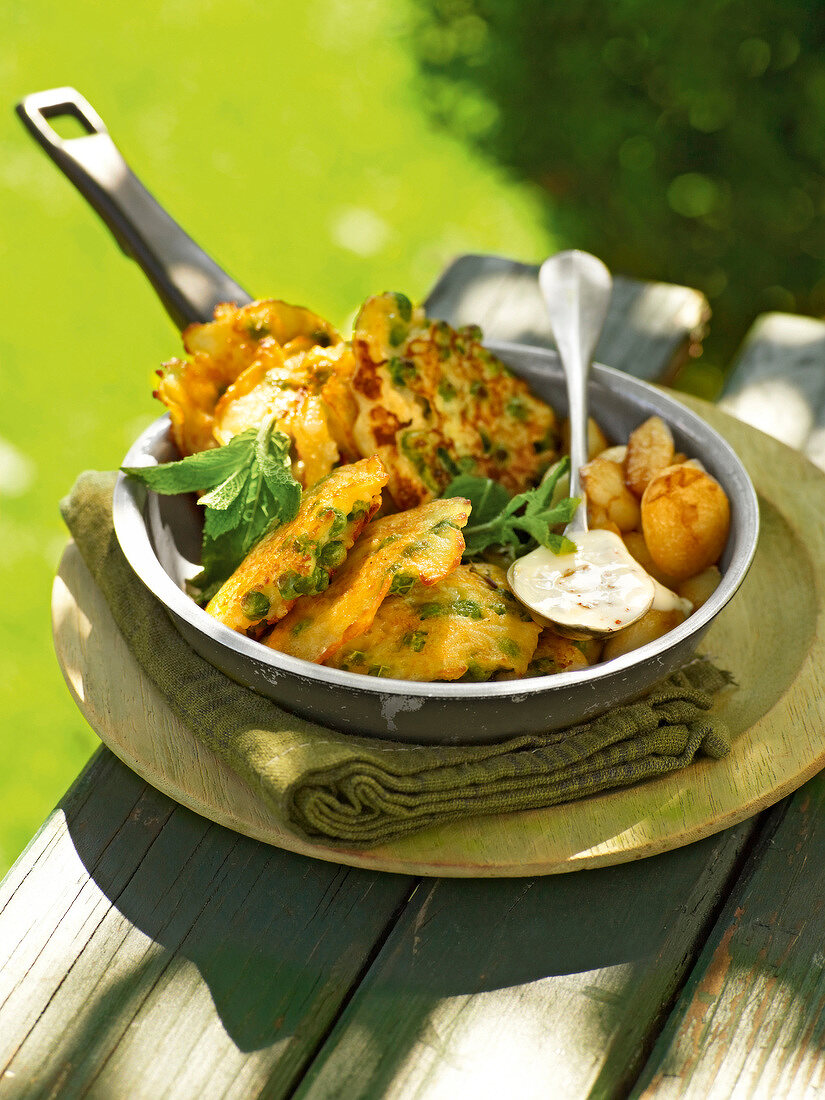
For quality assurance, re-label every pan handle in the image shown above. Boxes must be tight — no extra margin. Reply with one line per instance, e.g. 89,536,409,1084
16,87,252,329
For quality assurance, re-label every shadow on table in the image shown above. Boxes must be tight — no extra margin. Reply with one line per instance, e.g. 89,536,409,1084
59,749,754,1097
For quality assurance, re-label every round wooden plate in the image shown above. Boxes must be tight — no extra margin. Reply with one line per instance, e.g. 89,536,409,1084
52,398,825,877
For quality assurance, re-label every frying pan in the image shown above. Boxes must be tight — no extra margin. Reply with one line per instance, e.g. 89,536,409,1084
18,87,760,743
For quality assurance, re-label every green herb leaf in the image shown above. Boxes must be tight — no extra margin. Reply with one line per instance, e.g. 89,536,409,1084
122,419,301,600
197,464,250,511
121,430,255,494
444,474,510,526
442,457,579,560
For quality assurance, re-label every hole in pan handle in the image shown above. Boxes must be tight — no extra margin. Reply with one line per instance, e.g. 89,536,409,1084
16,86,253,330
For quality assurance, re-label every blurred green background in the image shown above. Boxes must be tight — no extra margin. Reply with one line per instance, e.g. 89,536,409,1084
0,0,820,874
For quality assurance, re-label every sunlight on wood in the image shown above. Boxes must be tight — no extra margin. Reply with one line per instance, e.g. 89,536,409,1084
390,971,634,1099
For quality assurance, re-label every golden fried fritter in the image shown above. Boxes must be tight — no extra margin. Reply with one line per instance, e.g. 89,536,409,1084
205,456,387,637
265,497,470,663
155,300,349,483
339,292,558,509
525,629,602,677
212,340,354,487
183,299,339,373
328,563,540,681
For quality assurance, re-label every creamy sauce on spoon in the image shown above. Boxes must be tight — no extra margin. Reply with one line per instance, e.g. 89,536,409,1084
508,528,657,635
650,578,693,616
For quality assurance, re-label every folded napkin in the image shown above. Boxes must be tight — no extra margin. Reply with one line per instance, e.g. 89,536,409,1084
61,471,733,847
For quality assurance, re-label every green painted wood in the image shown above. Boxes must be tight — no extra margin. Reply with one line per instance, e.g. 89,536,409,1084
424,253,709,383
0,749,413,1100
720,312,825,470
621,314,825,1097
292,823,757,1100
632,772,825,1099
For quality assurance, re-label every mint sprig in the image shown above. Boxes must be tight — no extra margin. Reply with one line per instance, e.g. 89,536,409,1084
122,419,301,602
443,457,579,560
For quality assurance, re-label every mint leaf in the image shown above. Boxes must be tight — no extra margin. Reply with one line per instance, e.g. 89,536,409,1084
442,456,579,561
198,464,251,510
443,475,511,526
254,419,301,514
121,430,257,494
123,420,301,600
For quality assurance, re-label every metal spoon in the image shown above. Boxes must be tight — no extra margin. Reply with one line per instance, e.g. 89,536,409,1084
508,250,656,638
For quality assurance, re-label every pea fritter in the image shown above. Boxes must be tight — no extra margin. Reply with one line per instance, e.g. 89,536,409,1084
265,497,470,663
205,456,387,637
212,340,355,487
524,630,602,677
155,299,349,483
328,563,540,681
339,292,558,509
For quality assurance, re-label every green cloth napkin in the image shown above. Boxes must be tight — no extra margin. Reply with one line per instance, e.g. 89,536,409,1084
61,471,733,847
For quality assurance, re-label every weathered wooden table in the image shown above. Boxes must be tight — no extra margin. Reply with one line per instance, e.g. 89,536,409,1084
3,256,825,1099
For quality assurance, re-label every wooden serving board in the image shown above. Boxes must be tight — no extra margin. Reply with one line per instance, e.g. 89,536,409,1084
52,396,825,877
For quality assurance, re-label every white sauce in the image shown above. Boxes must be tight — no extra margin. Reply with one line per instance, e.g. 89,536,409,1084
651,578,693,616
508,529,656,634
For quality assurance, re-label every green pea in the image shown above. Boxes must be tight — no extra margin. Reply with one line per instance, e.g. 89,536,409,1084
245,320,270,340
452,598,484,620
318,540,346,568
419,602,447,619
388,322,408,348
241,590,271,621
387,357,417,388
402,540,426,558
438,380,456,401
498,638,521,659
278,572,303,600
529,658,562,676
402,630,428,652
431,519,459,535
388,572,416,596
290,619,310,636
393,292,413,322
307,566,330,594
326,508,346,537
507,398,528,421
470,380,488,399
311,329,332,347
461,663,489,682
436,447,460,477
347,500,370,523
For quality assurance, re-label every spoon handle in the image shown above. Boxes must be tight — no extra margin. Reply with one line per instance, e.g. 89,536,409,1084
538,251,613,534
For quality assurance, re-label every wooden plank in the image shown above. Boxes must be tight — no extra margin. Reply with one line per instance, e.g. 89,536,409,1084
425,253,709,383
720,312,825,470
0,750,413,1100
632,771,825,1098
292,823,756,1100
